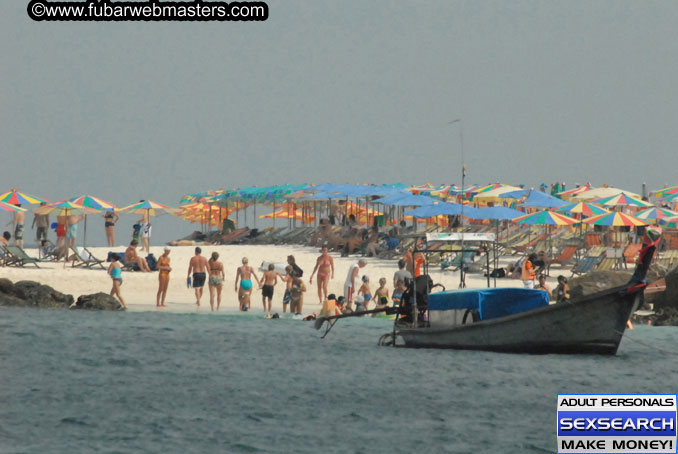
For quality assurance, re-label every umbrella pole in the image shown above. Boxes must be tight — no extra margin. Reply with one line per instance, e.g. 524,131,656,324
83,214,87,248
254,201,256,229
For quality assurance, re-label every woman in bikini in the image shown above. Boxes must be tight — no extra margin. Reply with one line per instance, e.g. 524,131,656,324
208,252,225,311
309,247,334,305
103,210,120,247
107,253,126,308
235,257,261,311
156,246,171,307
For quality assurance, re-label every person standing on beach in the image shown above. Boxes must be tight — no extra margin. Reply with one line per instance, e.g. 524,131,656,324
103,210,119,247
6,205,25,248
393,259,412,288
137,205,151,253
521,253,537,289
286,255,303,278
156,246,171,308
309,247,334,305
344,259,367,311
208,252,225,311
55,214,68,260
235,257,261,311
66,214,84,248
187,247,209,308
107,253,126,309
32,203,49,244
260,263,278,315
281,265,293,313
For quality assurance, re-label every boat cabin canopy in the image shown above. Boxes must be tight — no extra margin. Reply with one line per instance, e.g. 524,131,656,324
428,288,549,321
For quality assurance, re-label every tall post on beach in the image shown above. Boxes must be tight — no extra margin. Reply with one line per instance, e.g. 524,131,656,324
449,118,466,288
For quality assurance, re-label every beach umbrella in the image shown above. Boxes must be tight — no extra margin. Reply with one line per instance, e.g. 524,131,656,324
556,183,593,199
654,186,678,198
513,211,579,226
634,207,678,223
119,200,177,216
661,193,678,203
0,201,28,212
555,202,610,218
35,200,96,216
593,192,653,208
583,212,648,227
472,185,523,202
0,189,48,205
571,187,640,201
659,217,678,229
500,189,567,208
68,195,119,247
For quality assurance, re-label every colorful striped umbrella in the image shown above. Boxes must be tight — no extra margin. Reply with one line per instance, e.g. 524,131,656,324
0,189,48,205
592,192,653,208
635,207,678,222
69,195,118,211
555,202,610,217
659,216,678,229
654,186,678,198
661,193,678,203
35,200,96,216
555,183,593,199
513,210,579,225
0,201,28,212
119,200,177,216
583,212,648,227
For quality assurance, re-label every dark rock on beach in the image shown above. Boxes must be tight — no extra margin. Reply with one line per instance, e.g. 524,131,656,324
568,271,632,300
0,278,74,308
71,293,125,311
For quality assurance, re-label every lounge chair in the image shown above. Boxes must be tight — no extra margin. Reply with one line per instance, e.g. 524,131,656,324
70,247,106,270
551,245,578,267
655,251,678,272
1,245,41,268
585,233,603,248
441,251,476,272
623,243,642,269
570,247,606,277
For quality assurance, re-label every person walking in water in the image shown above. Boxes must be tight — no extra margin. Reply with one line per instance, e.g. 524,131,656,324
156,246,171,308
208,252,225,311
260,263,278,316
344,259,367,312
309,247,334,305
107,253,126,309
235,257,261,311
187,247,209,308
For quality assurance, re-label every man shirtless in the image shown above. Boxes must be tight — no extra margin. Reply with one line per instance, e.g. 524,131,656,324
125,240,151,272
66,214,84,248
260,263,278,315
235,257,261,311
309,247,334,304
187,247,209,307
6,206,25,248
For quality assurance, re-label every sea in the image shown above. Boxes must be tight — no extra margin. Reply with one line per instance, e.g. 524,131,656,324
2,307,677,454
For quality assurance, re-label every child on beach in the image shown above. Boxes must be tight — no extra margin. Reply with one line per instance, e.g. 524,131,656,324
289,276,306,315
260,263,278,316
107,253,126,309
356,275,371,312
392,279,406,306
373,277,390,313
281,265,293,313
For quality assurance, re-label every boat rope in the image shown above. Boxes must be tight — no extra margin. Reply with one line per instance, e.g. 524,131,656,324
617,330,678,356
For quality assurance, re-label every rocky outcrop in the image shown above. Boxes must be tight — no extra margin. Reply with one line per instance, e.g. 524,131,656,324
71,293,124,311
0,279,124,311
0,278,74,308
568,271,633,300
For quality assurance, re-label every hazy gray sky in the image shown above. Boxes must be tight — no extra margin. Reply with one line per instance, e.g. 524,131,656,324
3,1,678,242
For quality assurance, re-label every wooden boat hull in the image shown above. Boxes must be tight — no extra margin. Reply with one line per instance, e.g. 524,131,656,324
398,285,642,355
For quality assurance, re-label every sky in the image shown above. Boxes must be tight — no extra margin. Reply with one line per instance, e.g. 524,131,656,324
2,0,678,244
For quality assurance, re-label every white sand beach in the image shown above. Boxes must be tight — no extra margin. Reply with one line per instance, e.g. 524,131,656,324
2,244,543,313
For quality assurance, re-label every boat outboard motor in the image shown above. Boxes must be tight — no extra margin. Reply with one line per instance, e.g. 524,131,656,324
399,275,433,323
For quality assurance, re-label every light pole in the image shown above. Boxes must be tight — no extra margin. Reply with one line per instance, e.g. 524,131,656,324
449,119,466,288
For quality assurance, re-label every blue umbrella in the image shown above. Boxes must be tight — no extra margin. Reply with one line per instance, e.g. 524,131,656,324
468,206,524,220
377,193,436,206
404,203,477,218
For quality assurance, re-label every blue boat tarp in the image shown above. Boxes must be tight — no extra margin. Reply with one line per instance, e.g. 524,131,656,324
428,288,549,321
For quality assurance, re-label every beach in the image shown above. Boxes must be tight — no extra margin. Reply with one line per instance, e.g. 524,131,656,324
2,244,534,313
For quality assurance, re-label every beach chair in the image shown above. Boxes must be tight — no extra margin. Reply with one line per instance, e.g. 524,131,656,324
655,251,678,272
623,243,642,269
551,245,578,267
595,256,622,272
1,245,41,268
441,251,476,271
585,233,603,248
70,246,106,270
570,247,606,277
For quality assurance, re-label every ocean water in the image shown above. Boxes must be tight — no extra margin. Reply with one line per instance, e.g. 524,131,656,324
2,307,678,454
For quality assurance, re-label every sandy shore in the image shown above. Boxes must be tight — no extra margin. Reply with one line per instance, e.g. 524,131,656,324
2,244,560,314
